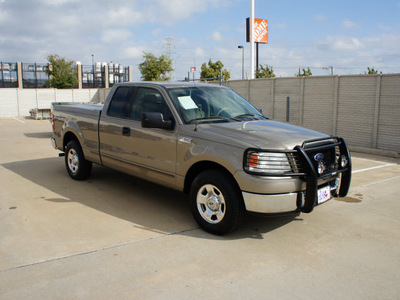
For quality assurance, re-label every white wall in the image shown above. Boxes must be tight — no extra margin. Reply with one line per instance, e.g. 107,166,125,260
0,88,111,118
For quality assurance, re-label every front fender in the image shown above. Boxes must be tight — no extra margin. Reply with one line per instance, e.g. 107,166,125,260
177,140,243,177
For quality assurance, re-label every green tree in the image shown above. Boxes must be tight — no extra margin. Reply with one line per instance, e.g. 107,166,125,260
45,54,78,89
200,59,230,81
256,64,276,78
297,67,312,77
139,52,174,81
365,67,382,75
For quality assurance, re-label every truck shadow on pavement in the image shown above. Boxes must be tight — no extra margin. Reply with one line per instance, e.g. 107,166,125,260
2,157,298,240
24,132,53,139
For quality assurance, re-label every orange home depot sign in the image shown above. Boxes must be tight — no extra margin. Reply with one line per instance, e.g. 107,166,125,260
254,18,268,43
246,18,268,44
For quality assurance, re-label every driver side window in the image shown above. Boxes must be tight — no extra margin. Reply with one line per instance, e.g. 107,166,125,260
130,88,173,121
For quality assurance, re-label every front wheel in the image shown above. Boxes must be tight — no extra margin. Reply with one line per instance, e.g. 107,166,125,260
190,169,245,235
65,140,92,180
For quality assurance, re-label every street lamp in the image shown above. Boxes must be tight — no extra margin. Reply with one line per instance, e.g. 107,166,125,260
238,45,244,80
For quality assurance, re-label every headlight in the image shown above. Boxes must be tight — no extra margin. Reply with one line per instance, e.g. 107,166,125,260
244,150,293,175
340,155,349,168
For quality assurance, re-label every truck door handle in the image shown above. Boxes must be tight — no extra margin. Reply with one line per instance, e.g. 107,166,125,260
122,127,130,136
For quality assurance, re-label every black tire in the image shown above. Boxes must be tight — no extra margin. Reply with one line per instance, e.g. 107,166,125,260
65,140,92,180
189,169,245,235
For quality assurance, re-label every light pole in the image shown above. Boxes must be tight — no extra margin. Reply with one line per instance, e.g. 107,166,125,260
91,54,94,88
250,0,255,79
238,46,244,80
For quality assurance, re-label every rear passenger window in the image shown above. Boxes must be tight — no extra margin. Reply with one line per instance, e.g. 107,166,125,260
107,87,132,118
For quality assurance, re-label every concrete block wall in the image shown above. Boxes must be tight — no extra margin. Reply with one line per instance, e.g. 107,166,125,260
227,74,400,154
0,88,111,118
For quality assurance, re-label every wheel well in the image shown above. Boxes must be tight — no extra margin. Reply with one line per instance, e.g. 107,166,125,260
183,161,239,194
63,132,79,151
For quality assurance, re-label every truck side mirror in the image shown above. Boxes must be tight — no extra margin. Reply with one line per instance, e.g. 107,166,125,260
141,112,174,130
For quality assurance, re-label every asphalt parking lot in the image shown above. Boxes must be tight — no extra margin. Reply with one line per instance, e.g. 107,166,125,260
1,118,399,299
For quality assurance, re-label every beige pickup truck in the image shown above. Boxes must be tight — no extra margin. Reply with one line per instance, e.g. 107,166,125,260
51,82,351,234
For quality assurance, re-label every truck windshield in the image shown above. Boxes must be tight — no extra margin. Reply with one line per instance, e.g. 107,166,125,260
167,85,266,124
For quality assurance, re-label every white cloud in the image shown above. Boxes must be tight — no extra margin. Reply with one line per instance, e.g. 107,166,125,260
104,6,146,27
330,36,363,51
40,0,79,6
342,19,360,29
122,46,146,60
152,28,164,37
211,31,223,42
145,0,233,25
100,29,132,44
314,14,328,21
194,47,206,57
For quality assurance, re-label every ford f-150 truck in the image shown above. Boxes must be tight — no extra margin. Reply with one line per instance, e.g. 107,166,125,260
51,82,351,235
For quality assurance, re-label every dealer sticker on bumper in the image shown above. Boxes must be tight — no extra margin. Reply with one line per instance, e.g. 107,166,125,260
317,186,331,204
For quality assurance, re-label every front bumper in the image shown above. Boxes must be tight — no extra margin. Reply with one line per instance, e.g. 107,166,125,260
243,177,340,214
240,136,352,214
243,192,299,213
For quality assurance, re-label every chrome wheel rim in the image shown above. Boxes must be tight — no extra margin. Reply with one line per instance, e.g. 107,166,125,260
67,149,79,174
196,184,226,224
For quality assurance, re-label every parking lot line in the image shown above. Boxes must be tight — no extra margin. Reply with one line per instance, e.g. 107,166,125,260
13,118,26,124
352,163,396,174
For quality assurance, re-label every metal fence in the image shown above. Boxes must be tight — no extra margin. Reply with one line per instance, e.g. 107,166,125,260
82,64,104,88
0,61,131,89
82,63,128,88
22,63,49,88
0,62,18,88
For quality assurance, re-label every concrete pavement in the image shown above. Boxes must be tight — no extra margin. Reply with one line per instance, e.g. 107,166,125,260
1,118,399,299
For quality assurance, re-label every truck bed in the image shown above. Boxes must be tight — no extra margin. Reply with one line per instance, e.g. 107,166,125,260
52,102,104,164
52,102,103,115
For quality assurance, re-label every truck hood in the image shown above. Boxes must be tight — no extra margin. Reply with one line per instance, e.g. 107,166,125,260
197,120,327,150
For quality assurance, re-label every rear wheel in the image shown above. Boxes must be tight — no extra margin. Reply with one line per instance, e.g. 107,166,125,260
65,140,92,180
190,169,244,235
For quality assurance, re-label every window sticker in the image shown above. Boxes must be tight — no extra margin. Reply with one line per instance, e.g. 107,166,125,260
178,96,198,110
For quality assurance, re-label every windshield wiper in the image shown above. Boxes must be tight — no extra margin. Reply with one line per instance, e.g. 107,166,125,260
233,113,255,118
233,113,268,120
189,114,261,124
188,116,230,123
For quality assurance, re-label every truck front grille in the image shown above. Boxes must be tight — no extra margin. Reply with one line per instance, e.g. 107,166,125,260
295,137,344,178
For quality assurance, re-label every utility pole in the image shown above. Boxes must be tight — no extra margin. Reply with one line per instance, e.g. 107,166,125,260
163,37,176,79
163,37,175,57
323,66,334,76
256,42,259,73
250,0,255,79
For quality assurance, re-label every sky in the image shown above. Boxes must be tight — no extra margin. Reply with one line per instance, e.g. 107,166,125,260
1,0,400,80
